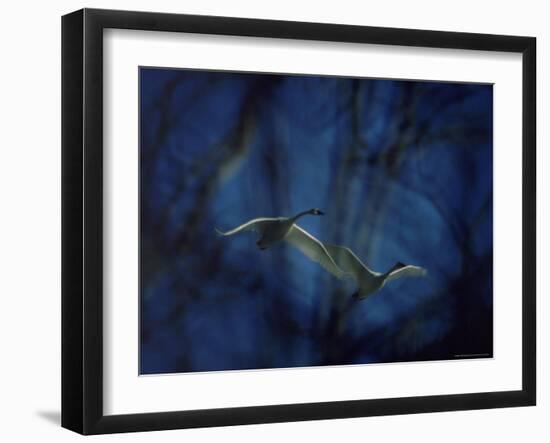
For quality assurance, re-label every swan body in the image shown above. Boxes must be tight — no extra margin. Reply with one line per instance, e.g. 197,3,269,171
324,244,427,299
216,208,323,249
216,209,345,278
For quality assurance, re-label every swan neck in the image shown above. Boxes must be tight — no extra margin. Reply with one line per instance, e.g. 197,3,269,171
290,210,313,223
382,263,404,279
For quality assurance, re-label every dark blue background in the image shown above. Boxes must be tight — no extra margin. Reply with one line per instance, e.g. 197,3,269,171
139,68,493,374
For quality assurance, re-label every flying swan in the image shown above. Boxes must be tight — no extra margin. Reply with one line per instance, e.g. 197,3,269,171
324,244,427,299
216,208,346,278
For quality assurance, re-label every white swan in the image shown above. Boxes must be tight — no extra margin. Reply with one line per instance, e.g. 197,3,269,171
324,244,427,299
216,209,346,278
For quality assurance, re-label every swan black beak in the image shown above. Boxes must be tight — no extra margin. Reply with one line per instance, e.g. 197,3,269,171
317,210,325,215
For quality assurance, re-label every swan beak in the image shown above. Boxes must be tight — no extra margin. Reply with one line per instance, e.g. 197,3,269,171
317,210,325,215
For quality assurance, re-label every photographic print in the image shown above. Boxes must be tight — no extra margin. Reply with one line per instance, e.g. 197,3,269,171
139,67,493,375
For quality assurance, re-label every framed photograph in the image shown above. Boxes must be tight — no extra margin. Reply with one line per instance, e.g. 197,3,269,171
62,8,536,435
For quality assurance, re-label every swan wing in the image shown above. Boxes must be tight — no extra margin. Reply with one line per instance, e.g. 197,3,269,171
285,225,346,279
215,217,279,236
323,244,377,281
385,264,427,282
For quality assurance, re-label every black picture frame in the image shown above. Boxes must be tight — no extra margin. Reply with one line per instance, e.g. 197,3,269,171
62,8,536,435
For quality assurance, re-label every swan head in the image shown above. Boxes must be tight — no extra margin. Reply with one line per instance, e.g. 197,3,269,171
309,208,324,216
